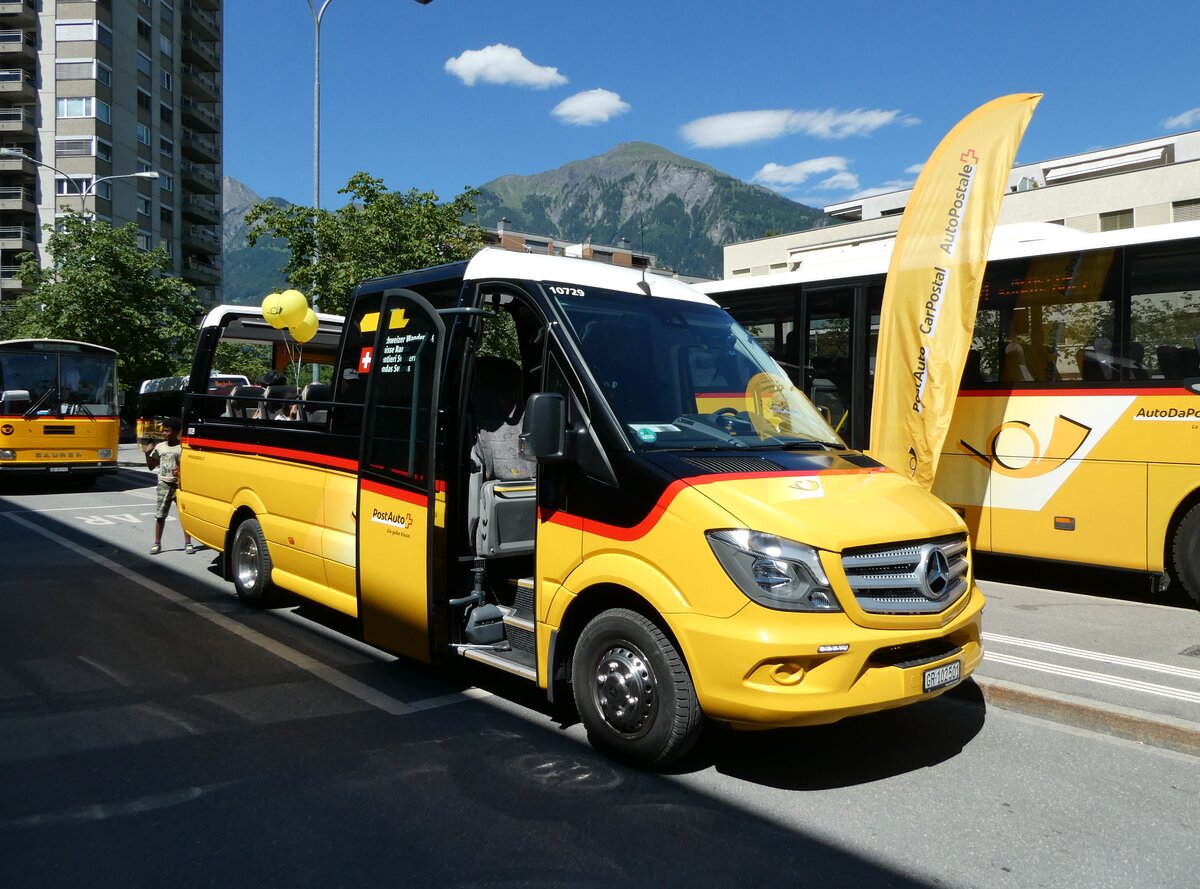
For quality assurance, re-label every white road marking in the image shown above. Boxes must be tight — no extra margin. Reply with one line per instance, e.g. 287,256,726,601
983,632,1200,682
5,512,464,718
983,651,1200,705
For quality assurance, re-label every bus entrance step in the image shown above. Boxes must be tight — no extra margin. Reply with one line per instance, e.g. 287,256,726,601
458,644,536,682
512,576,534,620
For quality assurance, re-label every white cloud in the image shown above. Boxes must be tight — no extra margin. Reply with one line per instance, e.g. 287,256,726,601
680,108,915,148
752,156,848,186
444,44,567,89
552,89,630,126
849,179,916,199
905,163,925,175
1163,107,1200,130
817,171,860,191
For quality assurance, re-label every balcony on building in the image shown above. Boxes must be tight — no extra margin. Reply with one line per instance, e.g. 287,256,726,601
181,97,218,133
0,262,26,292
181,64,219,102
0,182,32,213
0,29,33,63
181,32,219,71
182,192,219,224
180,160,219,194
181,128,220,164
0,105,33,138
0,222,33,251
0,67,34,103
0,0,36,28
182,222,219,253
182,2,220,41
0,147,35,176
183,255,221,284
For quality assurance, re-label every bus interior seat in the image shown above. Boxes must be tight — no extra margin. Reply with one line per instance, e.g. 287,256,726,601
468,356,536,558
224,385,264,419
258,384,298,420
1002,342,1034,382
300,382,332,422
1,388,30,414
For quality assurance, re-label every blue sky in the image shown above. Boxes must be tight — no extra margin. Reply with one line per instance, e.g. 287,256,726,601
225,0,1200,213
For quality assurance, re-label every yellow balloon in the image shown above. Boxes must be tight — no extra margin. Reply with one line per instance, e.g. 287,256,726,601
277,289,309,327
261,292,288,329
291,308,319,344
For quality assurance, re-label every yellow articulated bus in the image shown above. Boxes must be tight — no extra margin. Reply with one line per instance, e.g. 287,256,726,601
703,220,1200,605
180,249,984,765
0,338,120,481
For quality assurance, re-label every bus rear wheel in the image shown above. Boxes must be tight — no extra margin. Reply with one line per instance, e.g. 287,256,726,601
1172,504,1200,607
232,518,280,607
572,608,702,767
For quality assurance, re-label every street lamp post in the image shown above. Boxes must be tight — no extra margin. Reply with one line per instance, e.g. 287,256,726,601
0,148,158,217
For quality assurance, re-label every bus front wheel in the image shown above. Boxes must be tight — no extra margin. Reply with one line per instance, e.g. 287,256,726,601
232,518,280,607
572,608,702,767
1172,504,1200,607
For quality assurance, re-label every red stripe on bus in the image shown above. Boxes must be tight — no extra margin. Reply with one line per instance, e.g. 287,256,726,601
360,478,429,506
185,436,358,472
958,386,1196,397
545,467,885,542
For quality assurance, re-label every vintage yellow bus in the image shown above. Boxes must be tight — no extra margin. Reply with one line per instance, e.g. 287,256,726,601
180,250,984,765
0,338,120,481
702,220,1200,605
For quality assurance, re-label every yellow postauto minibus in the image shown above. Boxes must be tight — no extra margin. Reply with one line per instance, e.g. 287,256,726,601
180,250,984,765
0,338,120,481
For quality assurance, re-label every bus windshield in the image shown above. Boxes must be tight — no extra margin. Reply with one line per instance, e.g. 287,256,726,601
0,345,118,417
553,286,844,451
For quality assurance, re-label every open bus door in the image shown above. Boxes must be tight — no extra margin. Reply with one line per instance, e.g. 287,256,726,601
355,289,446,662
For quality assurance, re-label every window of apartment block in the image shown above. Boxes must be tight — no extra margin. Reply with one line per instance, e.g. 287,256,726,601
159,103,173,125
1173,198,1200,223
1099,209,1133,232
137,195,151,217
136,123,151,145
56,59,109,85
160,136,173,158
137,51,152,77
56,96,111,124
96,138,112,162
159,69,173,93
159,34,172,58
159,172,173,192
137,89,152,112
160,2,174,27
160,206,173,224
137,17,152,40
55,20,99,42
136,231,151,251
55,137,91,157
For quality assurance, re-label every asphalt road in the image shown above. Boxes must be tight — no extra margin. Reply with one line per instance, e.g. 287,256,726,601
1,466,1197,888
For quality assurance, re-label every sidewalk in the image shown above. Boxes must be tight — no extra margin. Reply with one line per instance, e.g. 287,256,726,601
958,574,1200,757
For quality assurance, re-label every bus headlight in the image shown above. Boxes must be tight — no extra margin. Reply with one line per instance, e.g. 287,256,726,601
707,529,840,612
0,449,13,460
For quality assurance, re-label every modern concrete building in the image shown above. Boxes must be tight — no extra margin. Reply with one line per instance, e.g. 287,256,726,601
0,0,222,307
723,130,1200,279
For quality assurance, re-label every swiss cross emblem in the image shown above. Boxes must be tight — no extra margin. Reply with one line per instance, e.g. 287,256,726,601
359,347,374,374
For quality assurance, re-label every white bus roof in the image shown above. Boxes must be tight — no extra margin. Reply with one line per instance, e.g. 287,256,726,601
702,219,1200,295
464,247,715,305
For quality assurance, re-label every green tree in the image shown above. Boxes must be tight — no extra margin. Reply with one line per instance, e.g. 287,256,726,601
244,172,486,318
0,214,199,402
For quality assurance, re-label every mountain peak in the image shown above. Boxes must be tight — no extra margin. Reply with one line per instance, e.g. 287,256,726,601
476,142,825,277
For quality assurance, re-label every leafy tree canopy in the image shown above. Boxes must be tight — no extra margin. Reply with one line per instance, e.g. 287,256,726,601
0,214,199,397
244,172,486,318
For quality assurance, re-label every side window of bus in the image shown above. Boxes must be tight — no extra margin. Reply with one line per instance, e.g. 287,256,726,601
1128,242,1200,382
331,297,381,435
977,251,1119,385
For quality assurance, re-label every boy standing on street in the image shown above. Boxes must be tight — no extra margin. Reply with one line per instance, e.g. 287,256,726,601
144,417,193,555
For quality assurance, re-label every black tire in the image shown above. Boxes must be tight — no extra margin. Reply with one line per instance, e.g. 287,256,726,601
231,518,280,607
571,608,702,767
1171,504,1200,607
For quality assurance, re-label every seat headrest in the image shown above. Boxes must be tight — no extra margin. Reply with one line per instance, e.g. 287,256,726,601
231,385,265,399
471,356,523,430
301,382,331,402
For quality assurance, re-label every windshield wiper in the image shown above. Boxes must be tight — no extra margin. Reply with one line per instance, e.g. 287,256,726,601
23,387,56,418
776,439,841,451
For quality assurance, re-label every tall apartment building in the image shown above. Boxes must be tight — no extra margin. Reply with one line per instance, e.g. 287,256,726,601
0,0,222,307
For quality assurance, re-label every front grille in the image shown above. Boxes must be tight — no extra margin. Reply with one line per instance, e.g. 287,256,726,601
841,534,969,615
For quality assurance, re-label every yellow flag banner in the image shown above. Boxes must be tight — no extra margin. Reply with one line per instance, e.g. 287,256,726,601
869,92,1041,489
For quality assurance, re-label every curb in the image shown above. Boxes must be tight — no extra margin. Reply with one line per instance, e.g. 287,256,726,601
951,676,1200,759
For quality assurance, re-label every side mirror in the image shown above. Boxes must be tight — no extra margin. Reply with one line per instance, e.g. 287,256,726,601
520,392,567,463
